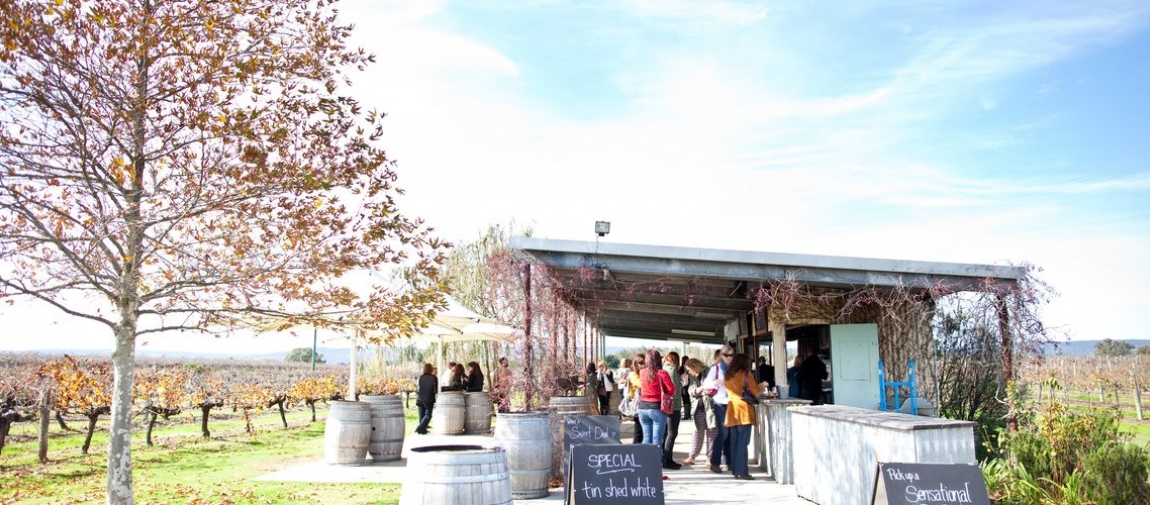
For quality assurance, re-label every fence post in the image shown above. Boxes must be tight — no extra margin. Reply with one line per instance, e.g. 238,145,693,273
1133,371,1144,421
38,389,50,464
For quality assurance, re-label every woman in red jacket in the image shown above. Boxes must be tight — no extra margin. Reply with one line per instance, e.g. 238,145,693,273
637,349,676,448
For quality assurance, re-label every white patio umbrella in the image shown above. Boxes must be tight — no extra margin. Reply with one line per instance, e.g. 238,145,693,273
322,296,517,399
409,322,517,376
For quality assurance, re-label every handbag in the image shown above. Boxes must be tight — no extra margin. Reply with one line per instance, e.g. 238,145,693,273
741,373,760,406
658,371,675,415
619,381,638,417
660,389,675,415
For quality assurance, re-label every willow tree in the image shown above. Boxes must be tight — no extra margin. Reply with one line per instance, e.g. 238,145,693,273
0,0,447,502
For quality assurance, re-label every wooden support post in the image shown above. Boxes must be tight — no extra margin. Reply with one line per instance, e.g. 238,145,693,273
997,293,1016,434
770,319,788,394
581,311,588,373
524,263,534,410
550,293,559,366
561,308,569,366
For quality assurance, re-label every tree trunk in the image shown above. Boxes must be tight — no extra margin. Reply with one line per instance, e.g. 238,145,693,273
39,390,50,463
105,2,151,501
82,413,99,454
277,400,287,428
55,411,72,431
145,411,157,446
308,401,317,423
200,405,214,438
0,413,12,455
107,326,138,503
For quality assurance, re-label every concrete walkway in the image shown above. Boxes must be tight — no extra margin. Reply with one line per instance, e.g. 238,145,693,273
256,418,811,504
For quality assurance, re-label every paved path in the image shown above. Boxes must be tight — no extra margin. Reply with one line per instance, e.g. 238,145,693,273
257,418,812,504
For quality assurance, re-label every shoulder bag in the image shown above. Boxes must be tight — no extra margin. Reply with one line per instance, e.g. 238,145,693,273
741,373,760,406
658,371,675,415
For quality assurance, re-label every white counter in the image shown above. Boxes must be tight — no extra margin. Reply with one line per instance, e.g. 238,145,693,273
790,405,976,505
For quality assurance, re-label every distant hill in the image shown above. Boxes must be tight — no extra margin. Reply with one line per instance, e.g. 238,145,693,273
1043,339,1150,356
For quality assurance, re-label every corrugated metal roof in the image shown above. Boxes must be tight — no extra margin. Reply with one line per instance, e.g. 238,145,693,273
510,237,1022,342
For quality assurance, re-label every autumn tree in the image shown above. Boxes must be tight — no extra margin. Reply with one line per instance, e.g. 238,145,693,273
228,381,270,435
40,356,114,454
0,362,38,455
183,364,226,439
0,0,448,501
289,374,339,422
134,367,186,446
262,369,302,429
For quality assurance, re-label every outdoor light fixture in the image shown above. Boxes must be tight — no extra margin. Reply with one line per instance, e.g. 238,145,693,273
595,221,611,237
671,328,715,337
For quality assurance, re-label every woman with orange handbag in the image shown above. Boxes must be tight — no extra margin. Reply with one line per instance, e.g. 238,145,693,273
723,353,764,480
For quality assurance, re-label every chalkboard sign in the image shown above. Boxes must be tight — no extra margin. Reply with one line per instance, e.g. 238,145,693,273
563,415,621,450
872,462,990,505
566,444,664,505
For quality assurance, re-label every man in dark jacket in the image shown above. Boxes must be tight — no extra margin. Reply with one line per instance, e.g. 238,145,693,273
415,363,438,434
797,347,827,405
755,356,776,389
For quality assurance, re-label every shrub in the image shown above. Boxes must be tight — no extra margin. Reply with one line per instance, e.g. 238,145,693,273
983,386,1150,505
1081,442,1150,505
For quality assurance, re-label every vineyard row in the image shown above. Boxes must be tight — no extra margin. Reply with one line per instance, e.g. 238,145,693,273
0,354,417,456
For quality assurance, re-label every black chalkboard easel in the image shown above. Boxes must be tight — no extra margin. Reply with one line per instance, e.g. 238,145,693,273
566,444,664,505
872,462,990,505
563,415,622,449
562,415,622,504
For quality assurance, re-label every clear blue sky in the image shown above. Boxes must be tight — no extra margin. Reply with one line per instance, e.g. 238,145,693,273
3,0,1148,352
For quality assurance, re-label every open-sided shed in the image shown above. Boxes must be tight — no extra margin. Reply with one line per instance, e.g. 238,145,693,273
511,237,1024,409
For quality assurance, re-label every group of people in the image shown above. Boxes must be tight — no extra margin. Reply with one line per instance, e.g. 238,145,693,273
609,350,687,471
608,346,758,479
409,345,829,478
611,344,828,480
440,361,486,393
413,356,513,435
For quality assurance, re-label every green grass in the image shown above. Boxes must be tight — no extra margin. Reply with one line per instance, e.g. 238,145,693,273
1047,392,1150,448
1121,419,1150,448
0,405,416,504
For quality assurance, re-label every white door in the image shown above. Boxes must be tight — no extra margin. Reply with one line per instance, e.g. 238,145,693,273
830,323,880,410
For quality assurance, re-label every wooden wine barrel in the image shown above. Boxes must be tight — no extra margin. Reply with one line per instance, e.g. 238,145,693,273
398,445,512,505
431,391,466,435
548,395,591,419
548,396,591,480
323,401,372,465
464,392,493,435
360,395,405,462
493,412,551,499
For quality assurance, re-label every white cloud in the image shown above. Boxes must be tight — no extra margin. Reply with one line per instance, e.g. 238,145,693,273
5,1,1148,352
